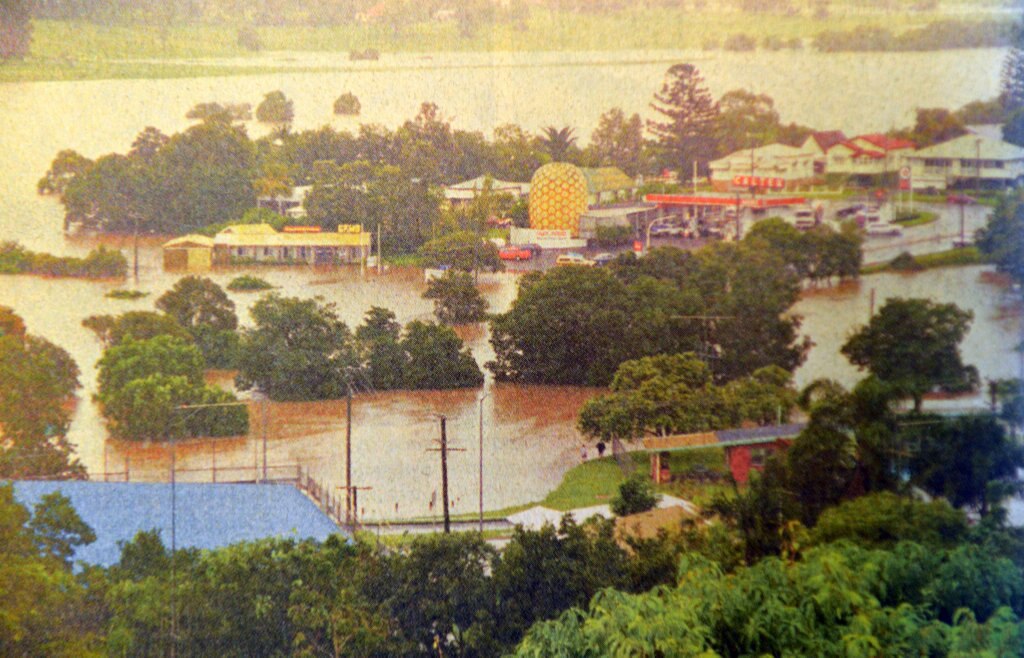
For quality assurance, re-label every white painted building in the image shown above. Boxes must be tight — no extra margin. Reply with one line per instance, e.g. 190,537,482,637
443,176,530,204
906,134,1024,190
709,143,818,191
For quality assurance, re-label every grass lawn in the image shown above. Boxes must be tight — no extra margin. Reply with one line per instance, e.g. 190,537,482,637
893,210,938,227
862,246,985,274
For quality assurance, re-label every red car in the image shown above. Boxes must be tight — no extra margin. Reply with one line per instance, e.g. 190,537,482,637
499,245,533,261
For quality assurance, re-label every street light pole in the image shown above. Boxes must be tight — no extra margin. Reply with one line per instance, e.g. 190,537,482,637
478,391,489,533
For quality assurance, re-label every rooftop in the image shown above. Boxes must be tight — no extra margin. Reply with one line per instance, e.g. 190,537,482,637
11,481,343,567
642,423,806,453
910,133,1024,160
580,167,636,193
213,224,370,248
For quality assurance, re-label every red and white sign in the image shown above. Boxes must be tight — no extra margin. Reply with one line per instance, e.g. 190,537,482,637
732,175,786,190
899,166,911,180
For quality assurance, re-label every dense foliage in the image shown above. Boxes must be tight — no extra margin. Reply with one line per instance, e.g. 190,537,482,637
96,335,248,440
842,297,977,410
237,297,483,399
156,276,240,368
423,271,489,324
490,242,808,386
977,189,1024,284
0,241,127,278
0,310,84,479
578,353,797,440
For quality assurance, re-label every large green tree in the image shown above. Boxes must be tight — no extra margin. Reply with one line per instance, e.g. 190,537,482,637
96,335,247,440
647,63,720,178
236,294,360,401
977,189,1024,284
842,298,977,411
423,271,489,324
0,484,103,656
156,276,239,368
588,108,648,176
715,88,781,154
0,329,84,479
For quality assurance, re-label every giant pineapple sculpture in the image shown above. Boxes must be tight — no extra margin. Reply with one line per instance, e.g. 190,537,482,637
528,163,588,237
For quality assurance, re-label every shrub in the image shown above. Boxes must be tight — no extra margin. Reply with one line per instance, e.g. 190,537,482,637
610,473,660,516
255,91,294,124
333,92,361,115
890,251,923,271
593,225,633,248
237,26,262,52
723,33,757,52
105,289,148,300
226,275,273,291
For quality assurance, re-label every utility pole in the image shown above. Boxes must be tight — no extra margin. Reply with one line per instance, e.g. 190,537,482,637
377,224,382,275
478,392,489,533
427,416,465,533
261,396,268,482
169,430,177,658
345,385,353,525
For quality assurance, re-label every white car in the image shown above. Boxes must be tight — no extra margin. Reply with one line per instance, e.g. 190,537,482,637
865,222,903,237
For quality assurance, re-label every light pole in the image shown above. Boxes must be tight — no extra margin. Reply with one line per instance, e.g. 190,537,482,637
478,391,489,533
645,217,670,252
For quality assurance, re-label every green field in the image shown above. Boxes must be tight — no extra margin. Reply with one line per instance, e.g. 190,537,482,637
0,7,1005,83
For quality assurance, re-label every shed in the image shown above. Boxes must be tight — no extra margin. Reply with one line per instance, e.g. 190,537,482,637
642,423,806,485
162,234,214,270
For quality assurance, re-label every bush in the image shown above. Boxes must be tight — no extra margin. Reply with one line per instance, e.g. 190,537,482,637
593,225,633,248
226,275,273,291
0,241,127,278
255,91,294,124
610,473,660,516
333,92,361,115
890,251,923,271
723,33,757,52
237,26,262,52
105,289,148,300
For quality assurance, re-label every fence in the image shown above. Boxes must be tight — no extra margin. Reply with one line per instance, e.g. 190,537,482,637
98,462,350,529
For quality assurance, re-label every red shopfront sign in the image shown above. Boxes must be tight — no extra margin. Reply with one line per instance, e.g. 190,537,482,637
732,175,786,189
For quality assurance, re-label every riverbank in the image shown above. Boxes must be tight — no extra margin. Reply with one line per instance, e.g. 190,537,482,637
3,10,1010,83
862,246,985,274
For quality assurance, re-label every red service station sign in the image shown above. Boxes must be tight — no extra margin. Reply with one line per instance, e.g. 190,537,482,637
732,175,785,189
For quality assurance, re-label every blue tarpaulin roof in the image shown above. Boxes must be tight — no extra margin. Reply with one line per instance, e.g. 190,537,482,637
11,481,343,567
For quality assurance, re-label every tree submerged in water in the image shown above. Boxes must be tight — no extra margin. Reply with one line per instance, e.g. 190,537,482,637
333,92,361,115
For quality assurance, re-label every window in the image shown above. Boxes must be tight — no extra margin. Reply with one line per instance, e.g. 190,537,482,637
923,158,951,168
750,447,771,468
264,247,271,257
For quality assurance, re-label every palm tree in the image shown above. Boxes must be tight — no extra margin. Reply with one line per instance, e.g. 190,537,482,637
539,126,578,161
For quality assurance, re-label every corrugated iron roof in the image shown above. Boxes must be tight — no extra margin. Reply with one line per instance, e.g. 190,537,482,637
162,234,215,249
214,224,370,248
580,167,635,194
10,481,343,567
641,423,806,452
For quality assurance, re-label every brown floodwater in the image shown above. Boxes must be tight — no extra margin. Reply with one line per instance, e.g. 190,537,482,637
0,52,1019,517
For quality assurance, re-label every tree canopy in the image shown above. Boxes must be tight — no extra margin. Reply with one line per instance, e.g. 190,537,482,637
423,271,489,324
842,297,977,411
0,324,84,479
977,189,1024,284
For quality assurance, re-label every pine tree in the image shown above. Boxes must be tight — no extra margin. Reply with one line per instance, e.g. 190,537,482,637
1001,20,1024,112
647,63,720,180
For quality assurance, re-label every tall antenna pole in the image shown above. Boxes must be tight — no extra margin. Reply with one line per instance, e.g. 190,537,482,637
345,384,353,526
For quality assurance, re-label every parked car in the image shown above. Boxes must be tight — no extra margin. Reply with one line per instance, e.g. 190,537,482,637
555,252,595,267
592,252,615,266
947,194,978,205
795,218,816,231
499,245,533,261
520,243,543,256
865,222,903,237
836,203,865,218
